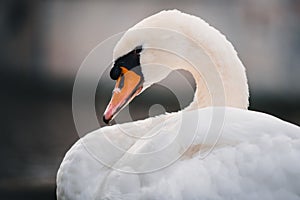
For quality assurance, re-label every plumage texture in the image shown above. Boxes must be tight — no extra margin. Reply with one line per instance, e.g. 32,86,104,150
57,10,300,200
57,108,300,200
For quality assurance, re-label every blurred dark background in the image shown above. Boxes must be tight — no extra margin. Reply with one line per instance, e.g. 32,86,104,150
1,0,300,199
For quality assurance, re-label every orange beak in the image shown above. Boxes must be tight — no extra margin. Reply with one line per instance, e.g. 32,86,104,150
103,67,143,124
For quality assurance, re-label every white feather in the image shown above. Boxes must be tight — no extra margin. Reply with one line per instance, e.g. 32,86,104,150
57,108,300,199
57,10,300,200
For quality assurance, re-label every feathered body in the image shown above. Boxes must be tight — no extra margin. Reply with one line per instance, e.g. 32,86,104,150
57,10,300,200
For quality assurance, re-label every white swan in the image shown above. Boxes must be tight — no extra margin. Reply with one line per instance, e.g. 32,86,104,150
57,10,300,200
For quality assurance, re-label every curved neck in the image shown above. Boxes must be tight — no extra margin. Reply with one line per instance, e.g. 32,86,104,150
177,55,248,111
184,69,212,111
141,44,249,111
115,11,249,110
173,62,226,111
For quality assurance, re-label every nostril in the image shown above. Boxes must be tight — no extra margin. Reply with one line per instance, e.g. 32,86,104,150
113,87,121,94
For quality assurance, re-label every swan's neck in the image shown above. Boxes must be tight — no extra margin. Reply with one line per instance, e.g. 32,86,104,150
142,49,249,111
117,11,249,110
184,69,212,111
171,57,248,111
139,32,249,111
177,65,223,111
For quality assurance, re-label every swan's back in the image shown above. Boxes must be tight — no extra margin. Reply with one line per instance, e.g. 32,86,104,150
57,107,300,200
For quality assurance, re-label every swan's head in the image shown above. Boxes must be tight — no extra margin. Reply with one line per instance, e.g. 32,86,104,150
102,45,144,124
103,10,249,124
102,42,173,124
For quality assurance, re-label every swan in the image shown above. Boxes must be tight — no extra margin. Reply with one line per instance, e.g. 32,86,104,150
57,10,300,200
